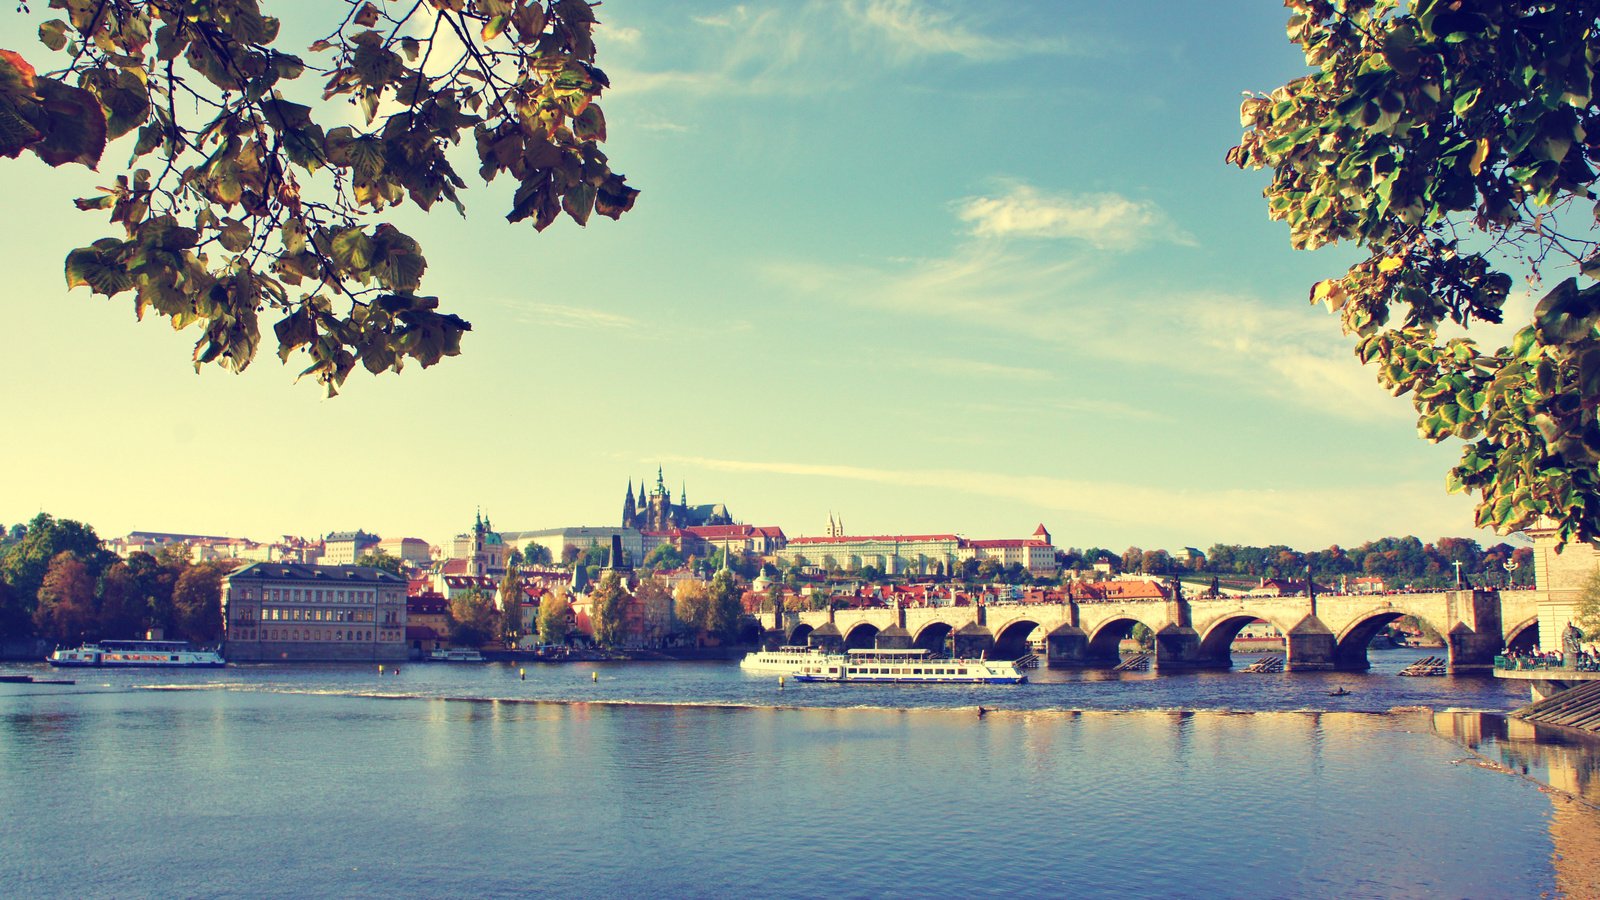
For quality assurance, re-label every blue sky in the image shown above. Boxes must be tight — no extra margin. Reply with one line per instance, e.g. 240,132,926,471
0,1,1524,552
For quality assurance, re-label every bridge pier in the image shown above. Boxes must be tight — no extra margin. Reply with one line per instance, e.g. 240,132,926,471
1045,626,1089,668
1152,626,1222,671
1446,623,1501,675
876,624,913,650
953,622,994,659
808,622,842,653
1285,616,1336,671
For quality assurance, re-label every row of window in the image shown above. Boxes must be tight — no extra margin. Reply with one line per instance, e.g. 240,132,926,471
231,628,402,643
236,586,400,605
250,607,383,624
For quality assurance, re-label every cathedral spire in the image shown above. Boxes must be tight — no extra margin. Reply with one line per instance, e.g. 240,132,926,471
656,465,666,498
622,480,637,527
680,480,687,507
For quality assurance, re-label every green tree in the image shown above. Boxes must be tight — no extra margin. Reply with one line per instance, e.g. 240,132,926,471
0,512,112,638
521,543,552,566
498,565,524,643
587,571,627,648
644,544,685,571
2,0,637,394
537,586,571,646
355,549,403,575
448,589,497,647
706,569,743,643
96,561,148,639
172,561,226,643
1230,0,1600,544
32,552,98,645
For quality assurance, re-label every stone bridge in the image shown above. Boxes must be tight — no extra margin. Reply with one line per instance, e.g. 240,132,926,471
780,589,1538,674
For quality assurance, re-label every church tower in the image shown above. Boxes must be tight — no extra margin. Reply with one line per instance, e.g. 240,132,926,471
622,480,638,528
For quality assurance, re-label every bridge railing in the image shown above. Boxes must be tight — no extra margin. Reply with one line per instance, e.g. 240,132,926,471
1496,655,1600,672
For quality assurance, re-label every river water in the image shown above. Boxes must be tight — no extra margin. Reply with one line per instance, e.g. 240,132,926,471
3,648,1598,898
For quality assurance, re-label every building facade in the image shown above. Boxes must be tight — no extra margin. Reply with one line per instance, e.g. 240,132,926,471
378,536,433,567
620,467,734,532
324,530,380,565
222,563,408,662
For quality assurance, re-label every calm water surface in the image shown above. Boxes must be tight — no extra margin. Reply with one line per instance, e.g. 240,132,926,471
2,649,1596,899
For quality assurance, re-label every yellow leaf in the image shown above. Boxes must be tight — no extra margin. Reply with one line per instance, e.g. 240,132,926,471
1378,256,1404,273
1468,138,1489,176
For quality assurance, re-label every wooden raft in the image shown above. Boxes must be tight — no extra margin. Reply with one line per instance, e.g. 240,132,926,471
1511,680,1600,734
1243,655,1285,673
1113,653,1151,672
1398,656,1447,677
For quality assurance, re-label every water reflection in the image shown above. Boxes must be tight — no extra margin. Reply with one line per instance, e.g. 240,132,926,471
1433,711,1600,898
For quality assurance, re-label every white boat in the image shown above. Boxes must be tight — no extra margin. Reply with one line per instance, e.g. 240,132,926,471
739,646,829,675
429,648,485,662
791,648,1027,684
47,640,226,668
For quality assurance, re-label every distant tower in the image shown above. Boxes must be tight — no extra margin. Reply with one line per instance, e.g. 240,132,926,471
680,481,687,507
623,480,637,528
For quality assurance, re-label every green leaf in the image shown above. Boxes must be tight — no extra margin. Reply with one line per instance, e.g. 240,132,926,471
38,21,69,52
217,218,250,253
27,76,107,168
330,228,374,271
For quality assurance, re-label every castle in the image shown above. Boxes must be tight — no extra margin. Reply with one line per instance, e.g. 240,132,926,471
621,468,734,532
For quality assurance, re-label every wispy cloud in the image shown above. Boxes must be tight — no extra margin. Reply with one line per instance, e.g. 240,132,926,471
657,454,1471,546
841,0,1076,62
955,182,1195,250
608,1,1083,98
893,355,1054,382
513,303,640,331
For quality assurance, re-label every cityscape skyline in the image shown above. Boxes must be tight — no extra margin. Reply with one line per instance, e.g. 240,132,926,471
0,2,1514,553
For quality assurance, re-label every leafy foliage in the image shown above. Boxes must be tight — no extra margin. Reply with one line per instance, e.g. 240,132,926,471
587,570,625,647
1229,0,1600,543
5,0,637,394
448,588,497,646
355,548,403,574
1577,567,1600,639
536,584,570,644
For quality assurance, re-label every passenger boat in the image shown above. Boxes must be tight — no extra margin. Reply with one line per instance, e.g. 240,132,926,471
46,640,225,668
791,648,1027,684
738,645,828,675
429,648,486,662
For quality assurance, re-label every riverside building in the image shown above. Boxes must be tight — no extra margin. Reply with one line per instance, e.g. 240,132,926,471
222,563,408,662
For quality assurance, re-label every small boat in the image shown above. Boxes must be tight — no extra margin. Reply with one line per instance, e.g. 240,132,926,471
792,648,1027,684
429,648,485,662
47,640,225,668
1328,687,1351,696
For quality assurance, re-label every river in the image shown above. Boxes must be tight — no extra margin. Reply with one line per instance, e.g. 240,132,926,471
2,648,1597,898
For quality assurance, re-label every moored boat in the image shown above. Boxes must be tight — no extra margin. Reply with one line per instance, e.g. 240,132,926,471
792,648,1027,684
47,640,226,668
429,648,486,662
738,645,828,675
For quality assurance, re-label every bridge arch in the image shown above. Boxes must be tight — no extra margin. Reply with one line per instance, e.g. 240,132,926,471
991,619,1044,661
843,622,880,650
788,623,814,646
1086,615,1160,664
1334,606,1448,670
1196,612,1292,667
913,622,954,654
1504,616,1539,653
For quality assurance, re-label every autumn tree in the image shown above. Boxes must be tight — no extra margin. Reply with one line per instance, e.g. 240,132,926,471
32,551,98,644
96,560,148,639
672,577,711,637
497,565,523,643
1231,0,1600,544
536,585,570,645
587,570,626,648
1576,568,1600,639
632,575,673,645
1,0,637,394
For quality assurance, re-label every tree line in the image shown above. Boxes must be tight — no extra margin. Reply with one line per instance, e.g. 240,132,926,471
0,513,225,647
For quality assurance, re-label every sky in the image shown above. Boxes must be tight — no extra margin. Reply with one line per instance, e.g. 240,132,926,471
0,1,1536,553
